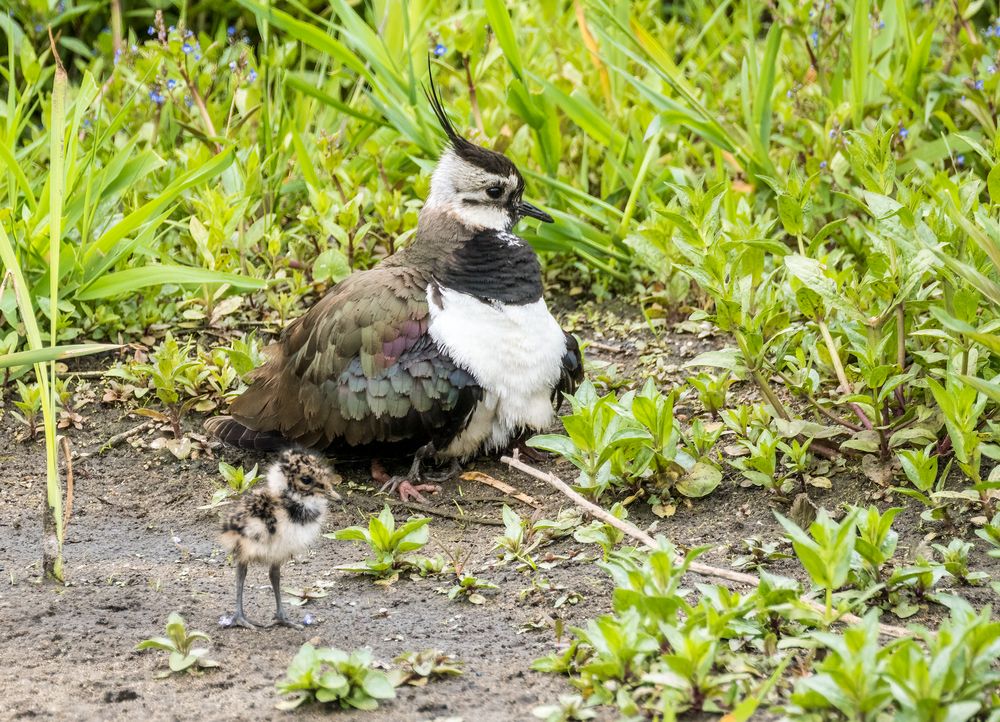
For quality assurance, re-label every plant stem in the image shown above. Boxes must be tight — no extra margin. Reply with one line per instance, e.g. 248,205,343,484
818,319,850,393
44,29,67,582
463,56,485,136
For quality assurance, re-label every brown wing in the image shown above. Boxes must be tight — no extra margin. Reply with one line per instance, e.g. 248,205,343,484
219,266,481,451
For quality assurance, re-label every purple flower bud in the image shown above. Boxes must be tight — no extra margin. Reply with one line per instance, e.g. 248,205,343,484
194,53,201,61
974,79,984,90
899,127,909,139
185,95,194,107
829,129,836,138
229,61,237,71
810,30,819,46
228,25,237,36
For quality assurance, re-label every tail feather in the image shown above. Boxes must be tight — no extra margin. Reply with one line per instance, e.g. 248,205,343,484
203,415,287,451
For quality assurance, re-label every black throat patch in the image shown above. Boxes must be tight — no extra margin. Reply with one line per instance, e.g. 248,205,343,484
437,229,543,305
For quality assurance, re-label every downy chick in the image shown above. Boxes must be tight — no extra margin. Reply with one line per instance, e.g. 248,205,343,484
219,448,340,629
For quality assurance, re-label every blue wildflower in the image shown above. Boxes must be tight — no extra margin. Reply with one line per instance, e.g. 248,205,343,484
227,25,236,36
82,118,92,128
956,154,965,166
229,61,237,71
149,90,165,105
433,42,447,57
989,65,997,75
247,68,258,83
194,53,201,61
829,128,836,138
899,127,909,140
820,160,828,169
185,95,193,107
168,25,175,33
974,79,984,90
114,48,122,65
148,25,155,35
34,23,43,32
167,78,177,90
182,42,192,53
185,29,193,38
878,20,885,29
810,30,819,46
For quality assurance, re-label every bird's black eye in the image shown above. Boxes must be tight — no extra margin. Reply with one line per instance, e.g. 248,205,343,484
485,185,503,199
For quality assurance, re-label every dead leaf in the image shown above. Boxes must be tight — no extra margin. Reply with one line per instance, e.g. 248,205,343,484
861,454,897,487
460,471,540,508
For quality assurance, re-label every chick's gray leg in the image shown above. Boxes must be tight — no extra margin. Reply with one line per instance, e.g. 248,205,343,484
268,563,302,630
221,562,260,630
375,443,443,503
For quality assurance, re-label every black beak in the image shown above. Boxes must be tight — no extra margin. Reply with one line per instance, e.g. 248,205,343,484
516,200,554,223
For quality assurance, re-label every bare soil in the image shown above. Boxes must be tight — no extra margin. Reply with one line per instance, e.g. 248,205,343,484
1,318,996,722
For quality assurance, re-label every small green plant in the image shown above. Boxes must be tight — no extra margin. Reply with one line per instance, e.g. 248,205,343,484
275,643,395,711
328,506,430,581
897,444,939,492
436,546,497,604
532,694,597,721
731,536,791,572
200,461,263,509
135,612,220,677
851,505,901,587
128,332,209,437
494,504,542,569
687,371,734,418
10,379,43,441
932,538,988,586
776,508,859,625
390,649,463,687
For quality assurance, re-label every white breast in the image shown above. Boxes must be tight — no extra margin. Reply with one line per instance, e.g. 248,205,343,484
427,285,566,457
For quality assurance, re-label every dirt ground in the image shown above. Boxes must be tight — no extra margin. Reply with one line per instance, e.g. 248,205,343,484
2,323,997,722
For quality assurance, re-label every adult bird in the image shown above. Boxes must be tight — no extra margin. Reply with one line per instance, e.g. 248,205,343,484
205,71,583,502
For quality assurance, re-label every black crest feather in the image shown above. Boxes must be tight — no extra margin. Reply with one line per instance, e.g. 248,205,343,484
424,56,518,178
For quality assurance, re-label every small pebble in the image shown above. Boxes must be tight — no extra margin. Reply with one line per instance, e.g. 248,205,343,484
302,613,316,626
218,614,234,627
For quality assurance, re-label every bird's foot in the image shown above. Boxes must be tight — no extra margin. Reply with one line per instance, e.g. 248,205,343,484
219,612,261,630
420,458,462,483
269,613,304,631
513,440,550,463
379,476,441,503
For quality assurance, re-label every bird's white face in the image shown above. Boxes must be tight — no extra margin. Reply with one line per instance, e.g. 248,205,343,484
425,150,523,231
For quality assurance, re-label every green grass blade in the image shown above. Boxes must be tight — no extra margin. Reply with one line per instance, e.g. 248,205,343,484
485,0,524,80
850,0,870,128
76,265,268,301
0,343,120,369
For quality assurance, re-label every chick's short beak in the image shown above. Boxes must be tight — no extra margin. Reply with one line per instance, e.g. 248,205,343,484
516,200,554,223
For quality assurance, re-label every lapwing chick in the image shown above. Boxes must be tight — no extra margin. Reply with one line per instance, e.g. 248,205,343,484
205,65,583,503
219,448,340,630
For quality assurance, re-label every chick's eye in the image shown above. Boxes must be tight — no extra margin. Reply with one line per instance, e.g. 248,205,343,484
485,186,503,199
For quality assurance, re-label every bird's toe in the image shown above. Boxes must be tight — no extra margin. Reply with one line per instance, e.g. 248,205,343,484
220,613,261,630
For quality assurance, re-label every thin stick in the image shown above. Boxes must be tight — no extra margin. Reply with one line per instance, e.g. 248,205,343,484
501,454,912,639
60,436,74,532
396,500,504,527
75,420,155,459
585,340,624,354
